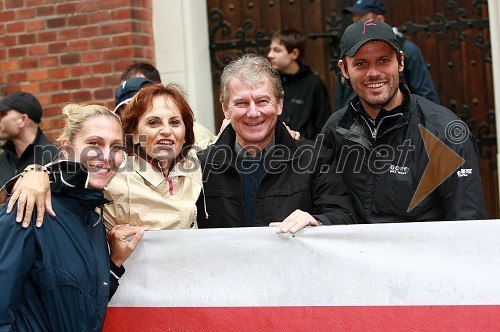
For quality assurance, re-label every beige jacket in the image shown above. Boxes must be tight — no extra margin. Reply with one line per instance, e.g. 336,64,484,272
103,150,203,230
193,121,214,143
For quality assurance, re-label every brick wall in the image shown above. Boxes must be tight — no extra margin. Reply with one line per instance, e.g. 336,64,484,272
0,0,155,142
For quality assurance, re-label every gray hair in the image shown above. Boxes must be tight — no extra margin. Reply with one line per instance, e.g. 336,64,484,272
219,54,284,107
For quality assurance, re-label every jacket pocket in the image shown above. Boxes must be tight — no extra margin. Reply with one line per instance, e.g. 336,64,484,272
203,188,245,227
255,183,313,224
372,170,421,217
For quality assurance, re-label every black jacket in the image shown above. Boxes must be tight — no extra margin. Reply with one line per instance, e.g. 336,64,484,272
321,85,487,223
279,65,332,140
196,122,357,228
0,185,111,331
0,129,58,187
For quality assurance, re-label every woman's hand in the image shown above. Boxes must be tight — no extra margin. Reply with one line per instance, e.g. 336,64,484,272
6,166,54,228
107,224,148,267
283,122,300,141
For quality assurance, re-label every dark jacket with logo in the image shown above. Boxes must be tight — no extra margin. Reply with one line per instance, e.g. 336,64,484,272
279,65,332,140
0,129,58,187
0,186,111,332
196,121,357,228
321,84,487,223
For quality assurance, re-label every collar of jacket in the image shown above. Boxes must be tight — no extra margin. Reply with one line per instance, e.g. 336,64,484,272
280,65,312,85
130,149,200,189
46,160,90,190
53,185,109,228
336,84,412,146
135,144,172,174
204,121,300,167
1,128,45,157
54,186,108,210
46,160,110,206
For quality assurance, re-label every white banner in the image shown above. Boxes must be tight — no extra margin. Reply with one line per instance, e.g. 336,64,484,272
104,220,500,331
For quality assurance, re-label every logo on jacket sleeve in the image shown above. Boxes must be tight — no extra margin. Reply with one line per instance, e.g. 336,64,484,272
290,98,305,105
389,165,409,175
457,169,472,178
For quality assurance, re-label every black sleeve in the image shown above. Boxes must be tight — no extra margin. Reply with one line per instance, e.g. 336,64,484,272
108,260,125,301
1,173,22,196
311,143,358,225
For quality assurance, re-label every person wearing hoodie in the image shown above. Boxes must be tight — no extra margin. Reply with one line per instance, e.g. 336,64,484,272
267,29,332,140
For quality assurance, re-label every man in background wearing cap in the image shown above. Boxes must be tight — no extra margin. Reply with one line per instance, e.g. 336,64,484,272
114,77,154,119
320,18,486,223
120,62,161,83
336,0,440,109
0,92,58,187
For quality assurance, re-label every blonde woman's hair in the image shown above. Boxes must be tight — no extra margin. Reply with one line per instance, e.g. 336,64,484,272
57,103,122,143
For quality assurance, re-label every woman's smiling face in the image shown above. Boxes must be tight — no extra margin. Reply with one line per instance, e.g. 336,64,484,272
134,95,186,164
62,115,124,189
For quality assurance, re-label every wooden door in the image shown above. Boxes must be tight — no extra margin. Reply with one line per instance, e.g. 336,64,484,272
206,0,498,218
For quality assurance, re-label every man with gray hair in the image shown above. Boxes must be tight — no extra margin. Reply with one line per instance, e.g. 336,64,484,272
196,54,356,232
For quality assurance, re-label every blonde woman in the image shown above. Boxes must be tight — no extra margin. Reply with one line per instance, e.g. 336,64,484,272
0,104,144,331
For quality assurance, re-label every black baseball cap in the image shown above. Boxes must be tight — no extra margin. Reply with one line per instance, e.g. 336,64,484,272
114,77,154,113
340,18,401,58
0,92,43,123
343,0,386,15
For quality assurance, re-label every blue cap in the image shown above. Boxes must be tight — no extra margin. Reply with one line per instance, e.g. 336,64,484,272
114,77,153,113
343,0,386,15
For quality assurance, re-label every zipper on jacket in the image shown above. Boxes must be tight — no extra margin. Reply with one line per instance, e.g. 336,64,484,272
359,116,377,139
374,113,403,140
359,112,403,141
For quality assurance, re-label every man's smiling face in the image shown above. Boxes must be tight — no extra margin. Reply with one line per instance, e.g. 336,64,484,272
223,76,283,152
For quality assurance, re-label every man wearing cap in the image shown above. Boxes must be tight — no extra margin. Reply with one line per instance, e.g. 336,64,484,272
0,92,58,187
336,0,440,109
120,62,161,83
113,77,154,119
320,18,486,222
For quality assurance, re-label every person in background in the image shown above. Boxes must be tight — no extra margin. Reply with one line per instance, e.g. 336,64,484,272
0,104,145,331
0,92,58,187
322,18,486,222
120,62,161,83
113,77,154,119
196,54,356,233
336,0,440,109
120,62,214,142
267,29,332,140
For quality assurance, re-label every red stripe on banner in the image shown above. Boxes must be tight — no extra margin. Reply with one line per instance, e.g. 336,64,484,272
103,305,500,331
